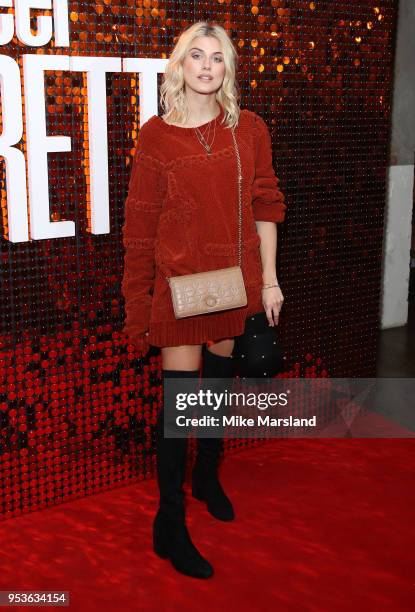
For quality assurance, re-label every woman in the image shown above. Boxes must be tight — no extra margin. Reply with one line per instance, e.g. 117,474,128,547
121,21,286,579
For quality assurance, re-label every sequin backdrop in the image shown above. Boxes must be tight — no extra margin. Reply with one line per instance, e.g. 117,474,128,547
0,2,398,519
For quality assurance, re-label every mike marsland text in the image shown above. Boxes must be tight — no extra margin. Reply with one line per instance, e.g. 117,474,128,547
175,415,317,427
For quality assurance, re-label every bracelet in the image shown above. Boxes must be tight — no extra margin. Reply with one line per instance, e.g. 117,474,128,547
262,283,279,290
262,277,278,286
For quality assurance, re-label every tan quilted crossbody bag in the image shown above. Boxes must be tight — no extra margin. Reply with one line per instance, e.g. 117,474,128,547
165,127,247,319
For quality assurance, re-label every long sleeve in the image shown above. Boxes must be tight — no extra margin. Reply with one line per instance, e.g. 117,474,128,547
121,122,166,355
251,113,287,223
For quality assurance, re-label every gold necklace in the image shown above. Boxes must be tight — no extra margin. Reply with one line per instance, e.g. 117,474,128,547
193,108,219,155
194,119,216,155
198,119,212,146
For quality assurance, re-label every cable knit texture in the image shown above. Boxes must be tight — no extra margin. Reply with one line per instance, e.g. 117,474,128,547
121,104,286,354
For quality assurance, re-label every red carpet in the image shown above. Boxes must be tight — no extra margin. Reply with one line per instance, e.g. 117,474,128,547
0,438,414,612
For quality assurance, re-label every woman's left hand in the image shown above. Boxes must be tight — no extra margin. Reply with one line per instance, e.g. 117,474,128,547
262,285,284,326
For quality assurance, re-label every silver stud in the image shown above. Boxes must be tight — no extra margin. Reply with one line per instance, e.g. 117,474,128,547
262,355,265,358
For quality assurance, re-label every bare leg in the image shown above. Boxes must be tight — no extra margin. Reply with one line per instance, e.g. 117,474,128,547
161,344,203,371
206,337,235,357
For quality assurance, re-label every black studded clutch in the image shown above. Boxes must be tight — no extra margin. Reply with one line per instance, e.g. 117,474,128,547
232,311,285,379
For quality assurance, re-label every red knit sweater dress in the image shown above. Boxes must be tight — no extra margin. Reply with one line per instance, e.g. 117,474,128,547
121,104,286,354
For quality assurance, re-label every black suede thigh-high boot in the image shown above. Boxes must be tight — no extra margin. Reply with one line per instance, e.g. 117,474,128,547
153,368,213,579
192,348,235,521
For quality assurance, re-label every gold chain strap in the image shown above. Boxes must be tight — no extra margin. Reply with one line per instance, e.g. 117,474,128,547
231,126,243,268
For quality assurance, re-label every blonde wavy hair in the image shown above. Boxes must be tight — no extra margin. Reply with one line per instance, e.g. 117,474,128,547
159,21,241,129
